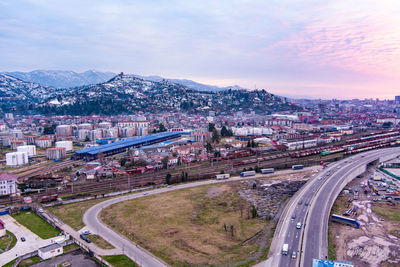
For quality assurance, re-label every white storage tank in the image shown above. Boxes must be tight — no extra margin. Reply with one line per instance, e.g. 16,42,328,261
78,129,90,141
56,125,73,137
6,151,28,166
17,145,37,156
55,141,73,152
46,147,66,160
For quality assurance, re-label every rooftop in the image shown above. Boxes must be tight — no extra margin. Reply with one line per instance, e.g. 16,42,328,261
0,173,18,181
39,243,61,253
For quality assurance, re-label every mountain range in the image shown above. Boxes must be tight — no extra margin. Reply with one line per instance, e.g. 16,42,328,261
39,73,297,115
2,70,245,92
4,70,116,88
0,71,299,115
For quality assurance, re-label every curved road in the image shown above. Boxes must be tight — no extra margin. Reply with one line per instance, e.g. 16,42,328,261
83,167,320,267
260,147,400,267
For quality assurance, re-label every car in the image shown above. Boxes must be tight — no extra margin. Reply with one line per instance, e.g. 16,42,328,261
21,237,26,242
167,185,172,188
291,213,296,219
143,192,148,195
296,222,301,229
82,229,91,235
304,201,309,206
298,200,303,205
292,251,297,259
38,208,44,213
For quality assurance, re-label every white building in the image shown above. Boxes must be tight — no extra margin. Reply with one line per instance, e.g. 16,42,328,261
9,129,24,139
55,141,73,152
117,120,149,136
90,129,103,140
17,145,37,156
283,138,318,150
98,122,112,129
232,127,273,136
38,243,63,260
6,152,28,166
0,173,18,195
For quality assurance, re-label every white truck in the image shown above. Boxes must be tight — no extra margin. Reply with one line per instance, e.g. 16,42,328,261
282,243,289,255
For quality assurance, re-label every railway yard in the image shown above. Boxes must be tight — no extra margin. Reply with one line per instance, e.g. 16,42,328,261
0,130,399,208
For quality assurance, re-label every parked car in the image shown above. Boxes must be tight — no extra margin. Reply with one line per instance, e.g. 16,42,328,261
82,230,91,235
21,237,26,242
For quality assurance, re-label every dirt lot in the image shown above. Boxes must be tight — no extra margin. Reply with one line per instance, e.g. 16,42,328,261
329,169,400,267
100,169,316,266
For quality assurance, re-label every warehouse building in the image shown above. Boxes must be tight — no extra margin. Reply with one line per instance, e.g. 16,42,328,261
74,131,185,161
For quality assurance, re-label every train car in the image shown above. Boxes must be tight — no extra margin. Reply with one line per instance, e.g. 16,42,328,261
40,194,59,203
240,171,256,177
215,174,230,180
261,168,275,174
40,196,50,203
292,165,304,170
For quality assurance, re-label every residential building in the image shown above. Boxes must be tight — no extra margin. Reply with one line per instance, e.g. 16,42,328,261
0,173,18,195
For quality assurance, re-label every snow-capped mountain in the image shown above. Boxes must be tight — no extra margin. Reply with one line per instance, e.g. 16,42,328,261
132,74,246,92
0,73,60,106
38,73,298,115
4,70,116,88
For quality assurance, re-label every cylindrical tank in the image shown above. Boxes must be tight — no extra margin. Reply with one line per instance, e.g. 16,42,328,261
17,145,37,156
6,151,28,166
55,141,73,151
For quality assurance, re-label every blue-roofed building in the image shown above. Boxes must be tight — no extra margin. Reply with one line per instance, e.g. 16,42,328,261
312,259,354,267
73,131,186,161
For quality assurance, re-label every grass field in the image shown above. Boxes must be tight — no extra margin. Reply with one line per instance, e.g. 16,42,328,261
373,203,400,221
12,211,60,239
103,255,138,267
18,256,42,267
101,183,267,266
47,197,113,230
88,234,114,249
0,230,17,252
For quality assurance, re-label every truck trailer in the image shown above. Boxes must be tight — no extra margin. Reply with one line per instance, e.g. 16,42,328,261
261,168,275,174
240,171,256,177
331,214,360,228
292,165,304,170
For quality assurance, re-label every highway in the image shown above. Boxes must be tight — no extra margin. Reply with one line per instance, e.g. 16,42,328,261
82,167,320,267
261,147,400,267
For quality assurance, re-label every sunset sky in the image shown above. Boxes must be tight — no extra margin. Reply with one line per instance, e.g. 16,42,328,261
1,0,400,99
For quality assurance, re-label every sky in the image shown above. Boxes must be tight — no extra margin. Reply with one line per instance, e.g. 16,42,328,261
1,0,400,99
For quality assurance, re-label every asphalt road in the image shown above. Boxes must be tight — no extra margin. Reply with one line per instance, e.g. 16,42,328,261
261,147,400,267
82,166,320,267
